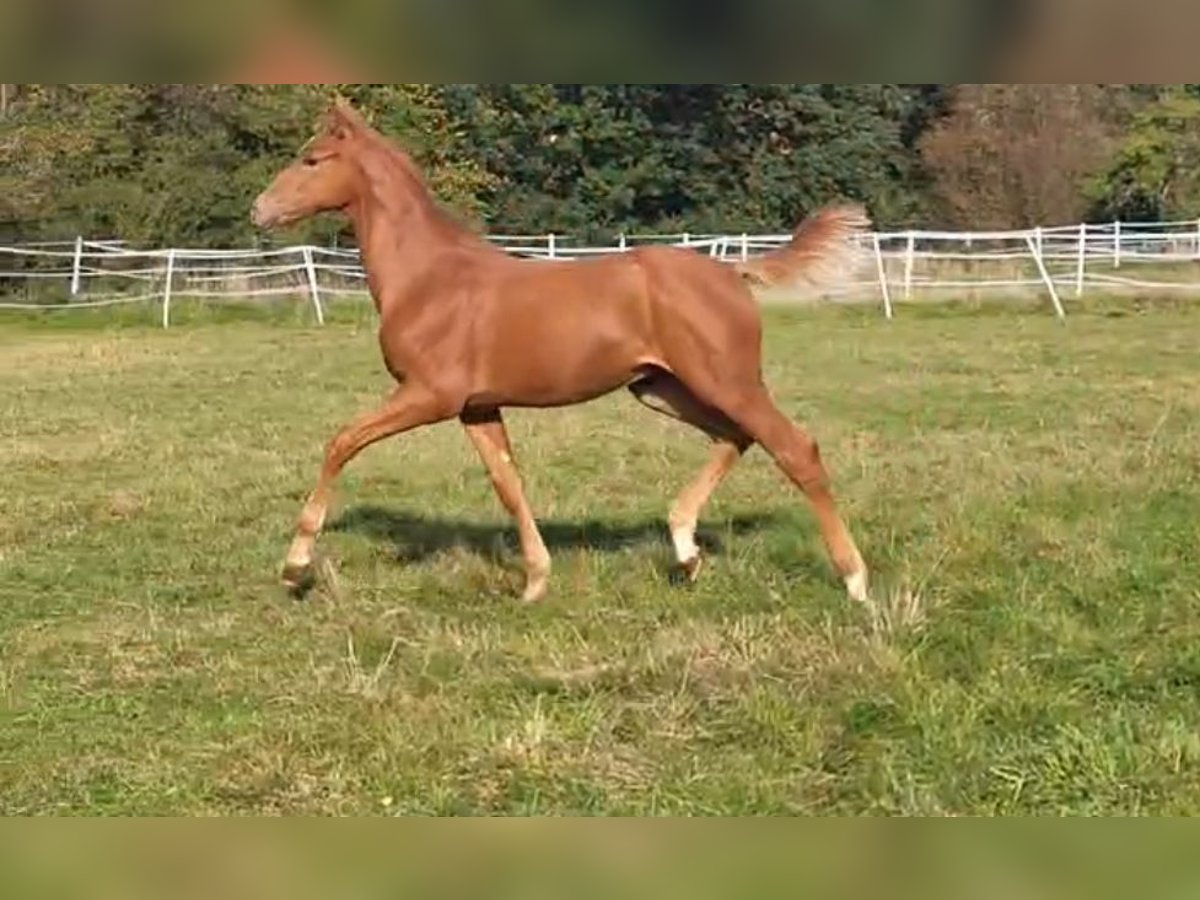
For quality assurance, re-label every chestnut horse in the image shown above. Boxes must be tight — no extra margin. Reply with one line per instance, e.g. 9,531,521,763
252,99,870,604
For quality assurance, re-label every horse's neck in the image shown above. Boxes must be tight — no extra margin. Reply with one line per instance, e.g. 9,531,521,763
350,192,466,316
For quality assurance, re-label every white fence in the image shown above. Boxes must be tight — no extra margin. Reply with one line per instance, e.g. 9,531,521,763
5,220,1200,326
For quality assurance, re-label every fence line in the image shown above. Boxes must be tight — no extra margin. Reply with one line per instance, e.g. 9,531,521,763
5,219,1200,326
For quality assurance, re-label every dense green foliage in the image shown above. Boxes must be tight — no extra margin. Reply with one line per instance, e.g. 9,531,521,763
442,84,933,238
1087,86,1200,223
0,84,493,247
2,84,1199,246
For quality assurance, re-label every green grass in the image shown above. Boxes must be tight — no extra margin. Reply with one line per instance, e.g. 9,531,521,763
2,296,1199,815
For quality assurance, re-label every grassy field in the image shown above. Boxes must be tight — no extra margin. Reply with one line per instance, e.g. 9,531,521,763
2,297,1199,815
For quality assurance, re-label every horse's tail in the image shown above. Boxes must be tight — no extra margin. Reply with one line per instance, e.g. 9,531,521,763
734,204,871,294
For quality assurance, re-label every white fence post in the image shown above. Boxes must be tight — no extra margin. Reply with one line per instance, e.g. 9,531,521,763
873,234,893,320
161,249,176,329
618,233,627,252
1075,222,1087,297
547,234,557,260
302,247,326,326
741,233,750,263
903,232,916,300
1113,220,1122,269
70,236,84,298
1026,233,1066,320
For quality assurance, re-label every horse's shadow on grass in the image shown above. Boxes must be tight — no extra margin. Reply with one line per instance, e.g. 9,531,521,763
329,504,780,567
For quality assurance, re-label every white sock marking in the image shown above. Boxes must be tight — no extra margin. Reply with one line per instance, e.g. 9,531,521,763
845,569,869,603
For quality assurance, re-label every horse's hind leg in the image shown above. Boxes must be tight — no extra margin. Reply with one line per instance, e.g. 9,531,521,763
717,385,868,602
630,372,752,581
667,440,748,581
461,408,552,603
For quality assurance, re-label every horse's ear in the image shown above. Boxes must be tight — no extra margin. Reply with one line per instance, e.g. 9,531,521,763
326,95,367,139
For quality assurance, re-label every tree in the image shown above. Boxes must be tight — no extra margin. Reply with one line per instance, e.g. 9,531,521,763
444,84,713,240
20,83,1163,244
1087,87,1200,222
697,84,923,231
2,85,198,246
446,84,926,238
919,84,1121,229
0,84,495,246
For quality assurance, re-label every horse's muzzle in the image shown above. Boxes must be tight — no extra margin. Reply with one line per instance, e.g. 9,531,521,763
251,196,278,229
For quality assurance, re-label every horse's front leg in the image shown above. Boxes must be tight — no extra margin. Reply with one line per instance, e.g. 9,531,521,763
282,384,456,592
461,408,552,603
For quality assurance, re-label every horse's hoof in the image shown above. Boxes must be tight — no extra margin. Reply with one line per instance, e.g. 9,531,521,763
845,569,869,604
520,577,549,605
521,586,547,605
670,555,703,587
281,562,317,597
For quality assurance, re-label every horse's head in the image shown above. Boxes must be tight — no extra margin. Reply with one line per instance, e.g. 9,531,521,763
252,98,367,229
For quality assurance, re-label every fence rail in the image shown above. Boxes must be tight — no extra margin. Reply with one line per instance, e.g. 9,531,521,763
5,220,1200,326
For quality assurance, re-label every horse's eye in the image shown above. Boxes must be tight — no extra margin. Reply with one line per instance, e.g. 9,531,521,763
303,156,320,168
